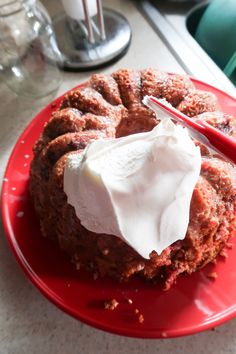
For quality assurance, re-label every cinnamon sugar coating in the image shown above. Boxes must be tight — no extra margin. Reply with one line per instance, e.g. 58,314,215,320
30,68,236,290
177,90,219,117
89,73,122,105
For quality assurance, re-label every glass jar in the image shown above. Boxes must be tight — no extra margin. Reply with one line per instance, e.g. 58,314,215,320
0,0,62,98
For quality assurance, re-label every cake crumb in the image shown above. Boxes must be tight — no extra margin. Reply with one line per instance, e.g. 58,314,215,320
133,308,144,323
104,299,119,310
75,262,81,270
102,248,109,256
93,272,98,280
220,250,228,259
127,298,133,304
89,262,94,269
51,102,57,109
207,272,218,280
137,264,144,271
226,243,233,249
138,314,144,323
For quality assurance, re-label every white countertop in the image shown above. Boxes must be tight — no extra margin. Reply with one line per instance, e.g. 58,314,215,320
0,0,236,353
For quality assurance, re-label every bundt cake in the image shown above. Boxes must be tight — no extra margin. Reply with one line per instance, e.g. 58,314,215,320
29,68,236,290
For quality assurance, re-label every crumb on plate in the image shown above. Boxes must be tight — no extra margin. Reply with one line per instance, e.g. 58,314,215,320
104,299,119,310
207,272,218,280
138,314,144,323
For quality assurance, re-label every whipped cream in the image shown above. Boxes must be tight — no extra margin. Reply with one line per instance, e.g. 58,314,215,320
64,113,201,259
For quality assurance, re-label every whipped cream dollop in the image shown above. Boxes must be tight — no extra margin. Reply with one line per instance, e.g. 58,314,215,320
64,111,201,259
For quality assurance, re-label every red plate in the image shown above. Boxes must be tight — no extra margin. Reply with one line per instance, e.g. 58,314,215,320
2,78,236,338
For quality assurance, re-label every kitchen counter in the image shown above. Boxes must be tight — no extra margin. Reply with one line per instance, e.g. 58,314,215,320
0,0,236,353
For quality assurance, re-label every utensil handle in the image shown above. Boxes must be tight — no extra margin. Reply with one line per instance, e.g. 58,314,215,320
96,0,106,40
82,0,95,43
148,96,236,165
195,119,236,164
